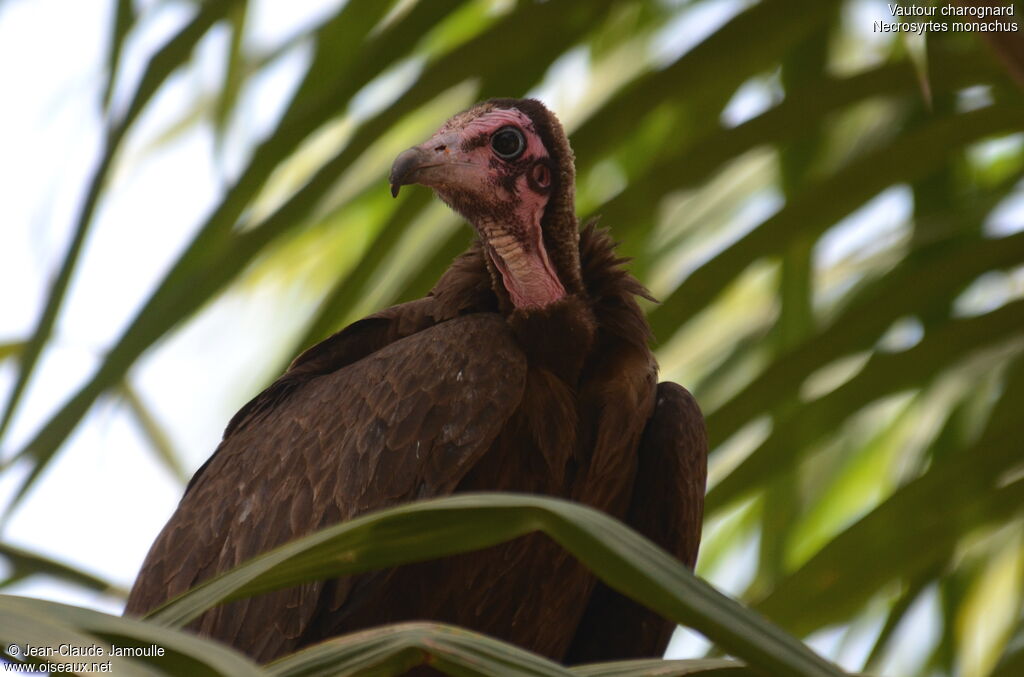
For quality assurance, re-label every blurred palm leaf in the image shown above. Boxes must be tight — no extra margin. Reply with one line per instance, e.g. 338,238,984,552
0,0,243,445
0,543,125,597
0,594,264,676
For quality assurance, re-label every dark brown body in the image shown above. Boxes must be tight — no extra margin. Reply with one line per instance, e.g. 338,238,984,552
125,99,707,667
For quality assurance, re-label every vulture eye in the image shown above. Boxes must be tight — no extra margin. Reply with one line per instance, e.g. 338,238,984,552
491,126,526,159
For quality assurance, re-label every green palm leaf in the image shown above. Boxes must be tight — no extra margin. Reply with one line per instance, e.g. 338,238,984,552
145,494,847,677
0,595,264,677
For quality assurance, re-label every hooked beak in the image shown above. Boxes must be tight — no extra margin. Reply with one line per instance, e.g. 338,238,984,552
388,146,436,198
388,131,471,198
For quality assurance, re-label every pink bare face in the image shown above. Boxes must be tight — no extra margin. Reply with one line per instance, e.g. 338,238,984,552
390,105,565,309
390,107,554,223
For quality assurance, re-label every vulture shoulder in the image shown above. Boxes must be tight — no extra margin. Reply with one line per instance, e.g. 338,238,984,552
185,243,496,491
566,383,708,663
220,243,497,448
124,256,520,661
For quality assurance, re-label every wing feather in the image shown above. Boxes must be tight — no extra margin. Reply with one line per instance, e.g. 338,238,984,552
125,313,525,661
565,381,707,663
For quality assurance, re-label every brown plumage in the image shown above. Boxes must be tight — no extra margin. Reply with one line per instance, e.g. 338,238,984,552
125,98,707,665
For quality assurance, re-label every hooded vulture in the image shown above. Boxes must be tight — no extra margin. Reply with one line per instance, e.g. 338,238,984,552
125,98,707,666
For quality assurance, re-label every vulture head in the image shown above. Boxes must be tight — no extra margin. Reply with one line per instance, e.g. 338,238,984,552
389,98,583,310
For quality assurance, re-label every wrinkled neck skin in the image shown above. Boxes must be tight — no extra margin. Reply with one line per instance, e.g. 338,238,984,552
477,215,566,310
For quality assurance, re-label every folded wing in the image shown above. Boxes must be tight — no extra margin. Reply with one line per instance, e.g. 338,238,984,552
565,381,708,663
125,312,526,661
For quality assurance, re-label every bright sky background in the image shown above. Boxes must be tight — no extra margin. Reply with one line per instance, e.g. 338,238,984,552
2,0,1022,672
